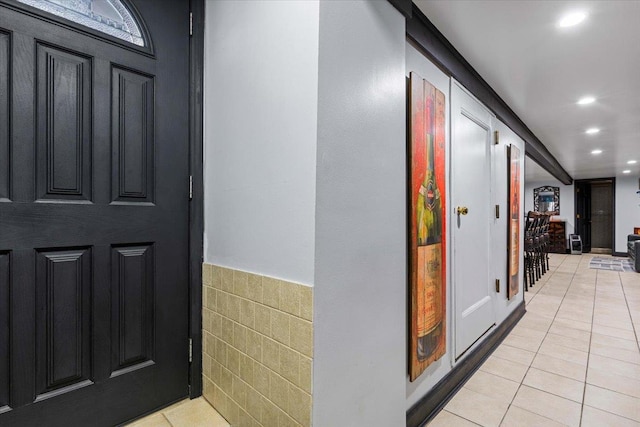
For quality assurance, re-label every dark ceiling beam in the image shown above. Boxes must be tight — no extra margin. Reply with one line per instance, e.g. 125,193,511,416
405,4,573,185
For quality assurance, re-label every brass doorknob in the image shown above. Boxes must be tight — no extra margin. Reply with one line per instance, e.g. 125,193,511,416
457,206,469,215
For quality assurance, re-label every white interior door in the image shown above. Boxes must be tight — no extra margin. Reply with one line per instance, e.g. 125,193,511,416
451,81,496,359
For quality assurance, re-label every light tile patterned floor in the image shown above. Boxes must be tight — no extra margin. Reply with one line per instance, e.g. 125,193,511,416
125,397,229,427
429,253,640,427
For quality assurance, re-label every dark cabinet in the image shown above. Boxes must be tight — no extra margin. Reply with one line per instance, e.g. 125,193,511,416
549,221,567,253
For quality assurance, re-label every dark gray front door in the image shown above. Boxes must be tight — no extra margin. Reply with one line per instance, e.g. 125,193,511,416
0,0,190,425
575,181,592,253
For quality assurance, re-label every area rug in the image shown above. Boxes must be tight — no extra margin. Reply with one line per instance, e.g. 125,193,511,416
589,257,635,272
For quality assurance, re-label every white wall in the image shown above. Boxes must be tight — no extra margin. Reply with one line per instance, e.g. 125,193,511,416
524,175,640,253
404,45,526,409
203,2,552,424
405,40,453,409
525,179,575,246
615,175,640,253
203,0,319,285
313,1,406,425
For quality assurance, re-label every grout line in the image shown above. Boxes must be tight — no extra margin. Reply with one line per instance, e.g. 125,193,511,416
203,318,314,364
510,255,598,424
161,413,175,427
618,271,640,353
439,410,483,426
497,254,577,426
209,285,314,323
581,369,640,400
577,263,598,427
583,402,640,425
429,254,640,426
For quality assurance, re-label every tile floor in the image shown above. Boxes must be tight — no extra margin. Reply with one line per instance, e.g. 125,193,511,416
125,398,229,427
429,253,640,427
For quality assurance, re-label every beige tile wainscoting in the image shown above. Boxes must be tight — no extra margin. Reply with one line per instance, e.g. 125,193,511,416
202,264,313,427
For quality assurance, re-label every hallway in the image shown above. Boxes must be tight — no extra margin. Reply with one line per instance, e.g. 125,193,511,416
429,254,640,426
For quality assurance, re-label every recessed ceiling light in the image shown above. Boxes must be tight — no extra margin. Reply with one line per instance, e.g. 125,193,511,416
558,11,587,28
628,160,637,164
623,170,631,174
591,149,602,154
577,96,596,105
585,128,600,134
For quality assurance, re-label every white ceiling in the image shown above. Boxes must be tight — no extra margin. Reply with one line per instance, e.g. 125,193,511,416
414,0,640,182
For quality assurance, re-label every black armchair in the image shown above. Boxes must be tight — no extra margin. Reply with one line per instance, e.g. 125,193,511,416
628,235,640,272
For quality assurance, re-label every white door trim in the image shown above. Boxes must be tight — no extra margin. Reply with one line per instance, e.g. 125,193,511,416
450,79,497,360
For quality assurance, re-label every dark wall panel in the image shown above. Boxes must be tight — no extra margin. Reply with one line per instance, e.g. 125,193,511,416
36,44,92,201
111,67,154,203
590,183,613,248
0,32,9,200
0,252,9,408
111,245,154,373
35,248,91,396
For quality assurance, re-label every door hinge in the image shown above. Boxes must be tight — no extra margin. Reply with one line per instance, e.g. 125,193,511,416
189,12,193,36
495,279,500,293
189,175,193,200
188,338,193,363
494,130,500,145
495,204,500,219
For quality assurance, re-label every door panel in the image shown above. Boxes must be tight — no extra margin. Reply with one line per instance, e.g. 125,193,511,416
35,248,92,398
451,82,495,359
111,244,155,375
590,183,613,249
112,66,155,203
0,1,190,425
0,31,9,201
575,181,592,252
0,252,8,410
36,43,92,202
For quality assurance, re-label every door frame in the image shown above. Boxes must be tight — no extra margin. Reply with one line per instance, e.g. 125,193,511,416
188,0,204,398
450,80,496,360
574,177,616,255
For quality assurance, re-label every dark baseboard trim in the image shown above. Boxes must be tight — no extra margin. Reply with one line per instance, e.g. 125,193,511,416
407,301,526,427
406,6,571,185
613,252,628,258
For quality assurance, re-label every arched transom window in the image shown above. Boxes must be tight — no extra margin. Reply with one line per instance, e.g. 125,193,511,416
16,0,145,46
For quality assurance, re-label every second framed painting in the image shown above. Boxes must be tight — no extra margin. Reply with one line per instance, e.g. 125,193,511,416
507,145,521,300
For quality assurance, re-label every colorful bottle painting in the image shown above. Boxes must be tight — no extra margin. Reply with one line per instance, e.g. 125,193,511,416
508,145,521,299
410,72,446,381
416,131,443,361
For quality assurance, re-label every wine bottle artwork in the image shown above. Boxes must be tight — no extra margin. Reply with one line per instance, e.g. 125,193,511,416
508,145,521,299
409,72,447,381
